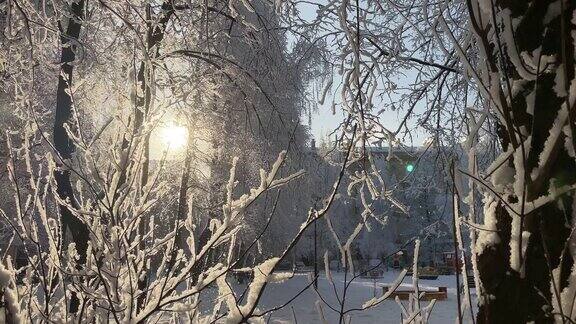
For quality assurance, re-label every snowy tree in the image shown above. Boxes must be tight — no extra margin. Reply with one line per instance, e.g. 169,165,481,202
459,0,576,322
2,0,409,322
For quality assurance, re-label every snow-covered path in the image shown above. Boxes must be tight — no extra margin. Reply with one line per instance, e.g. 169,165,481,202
250,271,476,323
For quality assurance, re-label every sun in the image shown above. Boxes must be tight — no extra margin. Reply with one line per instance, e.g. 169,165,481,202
161,125,188,149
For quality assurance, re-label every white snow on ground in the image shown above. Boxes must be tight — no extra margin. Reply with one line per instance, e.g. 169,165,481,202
3,270,474,323
230,271,476,323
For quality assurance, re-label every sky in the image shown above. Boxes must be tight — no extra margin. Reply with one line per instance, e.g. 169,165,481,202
296,2,429,148
307,92,429,147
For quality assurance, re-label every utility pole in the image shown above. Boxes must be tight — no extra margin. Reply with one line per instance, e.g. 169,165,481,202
314,219,318,289
311,139,319,289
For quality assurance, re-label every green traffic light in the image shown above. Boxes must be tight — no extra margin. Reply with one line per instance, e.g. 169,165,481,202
406,164,414,172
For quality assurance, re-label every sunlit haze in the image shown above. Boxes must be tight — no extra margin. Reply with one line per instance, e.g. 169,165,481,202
161,125,188,149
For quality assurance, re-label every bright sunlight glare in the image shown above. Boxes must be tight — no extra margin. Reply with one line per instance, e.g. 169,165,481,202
161,125,188,149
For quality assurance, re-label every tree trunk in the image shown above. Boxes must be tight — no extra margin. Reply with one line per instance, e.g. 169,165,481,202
53,0,89,314
134,2,175,311
473,0,576,322
174,139,192,260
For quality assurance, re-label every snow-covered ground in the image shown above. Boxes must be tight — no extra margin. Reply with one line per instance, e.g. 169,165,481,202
248,271,476,323
1,271,475,323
